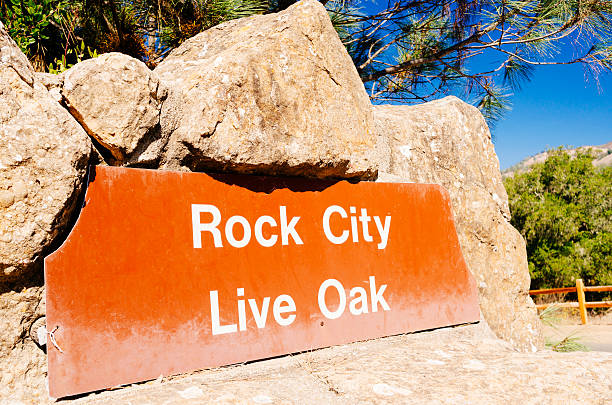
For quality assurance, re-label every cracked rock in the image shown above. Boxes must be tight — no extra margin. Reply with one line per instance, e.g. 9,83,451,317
1,20,91,401
0,22,92,283
61,53,168,166
374,97,543,352
154,0,379,179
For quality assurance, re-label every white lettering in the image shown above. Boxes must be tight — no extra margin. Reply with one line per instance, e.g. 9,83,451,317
373,216,391,249
192,204,223,248
349,206,359,242
210,290,237,335
237,288,246,331
225,216,251,248
369,276,390,312
349,286,369,315
254,216,278,247
318,279,346,319
249,297,271,329
273,294,297,326
322,206,349,245
358,208,373,242
280,206,303,245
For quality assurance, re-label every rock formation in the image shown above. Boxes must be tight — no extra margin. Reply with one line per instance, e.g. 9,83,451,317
374,98,543,351
0,20,92,401
61,53,167,165
0,287,46,402
0,0,553,400
154,0,378,179
0,22,92,283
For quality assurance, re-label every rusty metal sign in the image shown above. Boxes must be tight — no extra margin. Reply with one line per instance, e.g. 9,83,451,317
45,166,479,398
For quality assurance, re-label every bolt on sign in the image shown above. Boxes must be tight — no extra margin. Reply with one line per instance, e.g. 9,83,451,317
45,166,479,398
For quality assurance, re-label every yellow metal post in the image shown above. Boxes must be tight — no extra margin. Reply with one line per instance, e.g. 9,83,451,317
576,279,588,325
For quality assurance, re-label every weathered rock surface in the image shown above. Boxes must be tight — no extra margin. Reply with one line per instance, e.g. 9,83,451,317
374,97,543,351
0,286,46,403
34,72,63,103
61,53,167,165
0,22,92,283
16,323,609,404
0,3,559,400
154,0,377,179
1,21,91,401
0,22,34,89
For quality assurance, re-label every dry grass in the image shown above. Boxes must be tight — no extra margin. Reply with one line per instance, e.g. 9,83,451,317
546,333,590,353
540,304,590,352
295,353,344,395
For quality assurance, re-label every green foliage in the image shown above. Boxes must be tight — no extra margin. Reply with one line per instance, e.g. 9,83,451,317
546,333,590,352
1,0,77,70
475,83,512,125
540,305,589,352
0,0,269,70
538,304,564,328
47,40,99,74
504,148,612,290
131,0,270,64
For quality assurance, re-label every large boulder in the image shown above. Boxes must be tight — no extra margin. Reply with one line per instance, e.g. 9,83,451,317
374,97,543,351
61,53,168,165
0,20,92,400
0,24,92,283
154,0,378,179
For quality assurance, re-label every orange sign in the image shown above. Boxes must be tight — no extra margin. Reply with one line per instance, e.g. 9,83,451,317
45,166,479,398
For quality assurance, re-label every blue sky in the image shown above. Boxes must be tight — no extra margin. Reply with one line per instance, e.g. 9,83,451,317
490,64,612,169
354,1,611,169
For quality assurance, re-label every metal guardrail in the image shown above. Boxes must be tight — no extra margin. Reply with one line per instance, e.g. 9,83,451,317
529,279,612,325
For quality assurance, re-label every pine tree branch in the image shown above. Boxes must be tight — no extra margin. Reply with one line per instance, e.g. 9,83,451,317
361,17,503,83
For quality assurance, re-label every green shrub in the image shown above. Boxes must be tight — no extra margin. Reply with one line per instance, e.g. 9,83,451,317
504,148,612,291
1,0,76,71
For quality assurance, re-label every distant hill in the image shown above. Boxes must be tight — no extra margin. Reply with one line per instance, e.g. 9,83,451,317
503,141,612,177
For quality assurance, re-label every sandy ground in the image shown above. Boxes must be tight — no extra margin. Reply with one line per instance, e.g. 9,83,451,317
42,322,609,405
542,309,612,352
544,324,612,352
